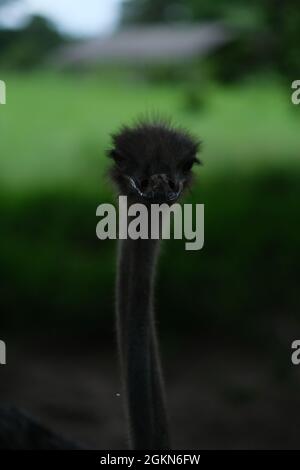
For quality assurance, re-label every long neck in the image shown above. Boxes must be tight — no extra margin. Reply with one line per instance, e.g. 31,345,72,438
116,236,170,449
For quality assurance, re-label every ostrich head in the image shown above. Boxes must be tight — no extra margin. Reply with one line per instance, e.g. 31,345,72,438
107,119,201,204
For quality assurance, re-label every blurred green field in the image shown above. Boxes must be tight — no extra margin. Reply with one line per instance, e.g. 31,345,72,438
0,72,299,339
0,72,299,193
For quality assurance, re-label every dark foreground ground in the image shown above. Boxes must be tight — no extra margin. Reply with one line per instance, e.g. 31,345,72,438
1,330,300,450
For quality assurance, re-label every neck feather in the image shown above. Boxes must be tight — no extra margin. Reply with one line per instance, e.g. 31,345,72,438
116,237,170,449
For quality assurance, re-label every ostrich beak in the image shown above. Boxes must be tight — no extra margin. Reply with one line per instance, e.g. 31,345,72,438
128,175,182,204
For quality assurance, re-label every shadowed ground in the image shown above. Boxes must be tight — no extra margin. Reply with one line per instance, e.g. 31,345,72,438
0,330,300,450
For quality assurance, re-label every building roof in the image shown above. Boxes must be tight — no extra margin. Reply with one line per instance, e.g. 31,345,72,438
53,23,232,66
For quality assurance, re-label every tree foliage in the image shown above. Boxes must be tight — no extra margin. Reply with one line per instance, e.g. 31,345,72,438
0,15,66,69
120,0,300,79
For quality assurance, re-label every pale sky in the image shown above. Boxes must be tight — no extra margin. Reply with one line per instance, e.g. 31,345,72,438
0,0,123,37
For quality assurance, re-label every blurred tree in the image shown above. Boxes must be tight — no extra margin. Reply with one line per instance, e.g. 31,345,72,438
0,15,67,69
120,0,300,80
121,0,193,24
121,0,257,24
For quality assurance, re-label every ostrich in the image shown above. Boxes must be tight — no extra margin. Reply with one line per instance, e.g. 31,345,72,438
108,119,200,450
0,118,200,450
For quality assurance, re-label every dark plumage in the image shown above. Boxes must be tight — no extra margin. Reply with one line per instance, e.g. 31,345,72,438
108,119,201,202
109,119,201,449
0,407,83,450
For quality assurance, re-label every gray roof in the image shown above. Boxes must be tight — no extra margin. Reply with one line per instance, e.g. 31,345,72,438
53,23,232,66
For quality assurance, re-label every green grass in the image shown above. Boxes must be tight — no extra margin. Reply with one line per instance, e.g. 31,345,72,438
0,72,299,337
0,72,299,194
